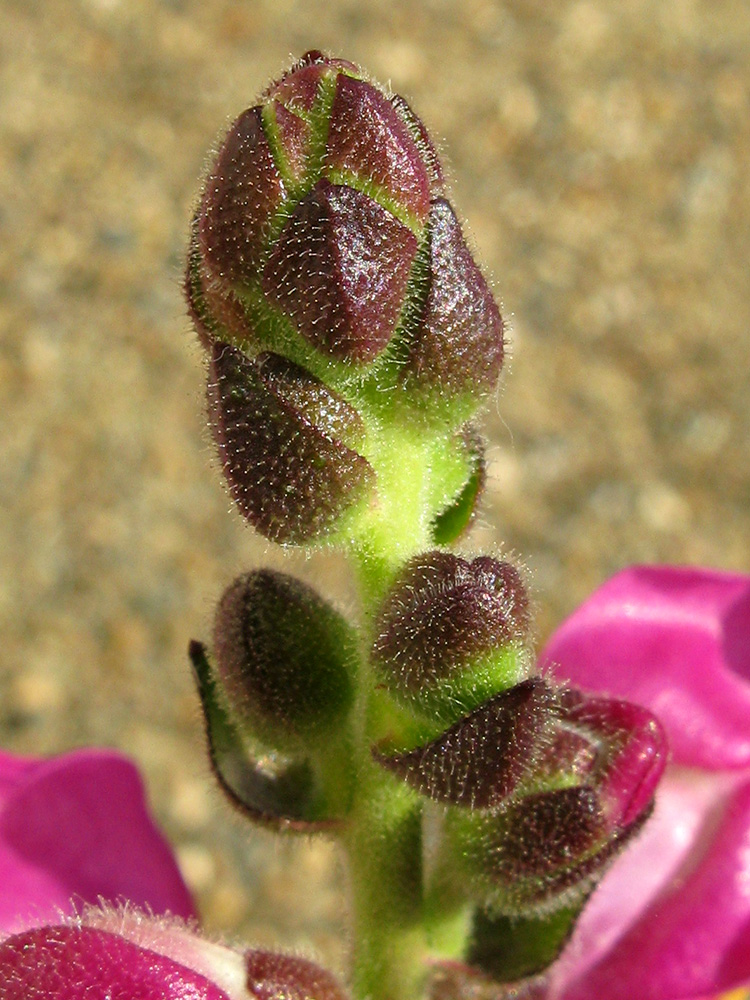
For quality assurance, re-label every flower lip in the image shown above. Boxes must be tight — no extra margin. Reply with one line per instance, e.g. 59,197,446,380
553,774,750,1000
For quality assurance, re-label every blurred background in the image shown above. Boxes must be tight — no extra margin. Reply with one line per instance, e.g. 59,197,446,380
1,0,748,972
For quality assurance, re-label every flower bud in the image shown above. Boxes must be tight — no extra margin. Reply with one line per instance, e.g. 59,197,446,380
188,51,504,416
374,678,556,808
371,551,531,719
0,910,243,999
246,949,349,1000
207,343,375,543
449,688,667,913
212,569,356,744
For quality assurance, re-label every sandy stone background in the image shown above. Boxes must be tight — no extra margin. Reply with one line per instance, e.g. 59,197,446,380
2,0,749,974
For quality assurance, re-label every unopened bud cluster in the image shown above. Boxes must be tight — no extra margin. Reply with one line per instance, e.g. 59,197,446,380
369,552,664,981
186,52,667,1000
191,548,665,984
187,50,504,544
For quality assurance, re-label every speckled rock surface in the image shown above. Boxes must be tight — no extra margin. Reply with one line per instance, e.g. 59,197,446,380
1,0,748,975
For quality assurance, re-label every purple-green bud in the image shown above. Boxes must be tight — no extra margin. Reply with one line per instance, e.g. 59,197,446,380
246,950,350,1000
207,343,375,543
374,678,555,808
450,688,667,913
371,551,531,717
212,569,356,745
187,51,504,409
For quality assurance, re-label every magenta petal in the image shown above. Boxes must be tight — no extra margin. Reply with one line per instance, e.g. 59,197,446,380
543,768,729,997
541,566,750,769
563,695,667,829
557,774,750,1000
0,749,195,933
0,925,230,999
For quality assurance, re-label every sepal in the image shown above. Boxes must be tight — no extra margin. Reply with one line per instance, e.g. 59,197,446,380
445,688,666,914
398,199,505,414
373,679,555,808
431,427,486,545
261,180,418,362
246,949,350,1000
198,106,284,291
464,900,589,984
189,640,342,831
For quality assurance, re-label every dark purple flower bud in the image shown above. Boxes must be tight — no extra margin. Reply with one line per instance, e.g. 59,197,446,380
188,51,505,409
261,180,418,362
212,569,356,742
451,688,667,912
207,343,375,543
246,949,350,1000
400,199,504,405
371,551,531,713
374,678,556,808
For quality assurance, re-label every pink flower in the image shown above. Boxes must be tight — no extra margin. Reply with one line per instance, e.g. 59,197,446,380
0,747,195,933
0,909,348,1000
0,747,348,1000
539,566,750,1000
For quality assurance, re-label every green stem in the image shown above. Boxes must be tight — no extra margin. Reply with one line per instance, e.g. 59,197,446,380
347,421,468,608
343,762,428,1000
333,415,478,1000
